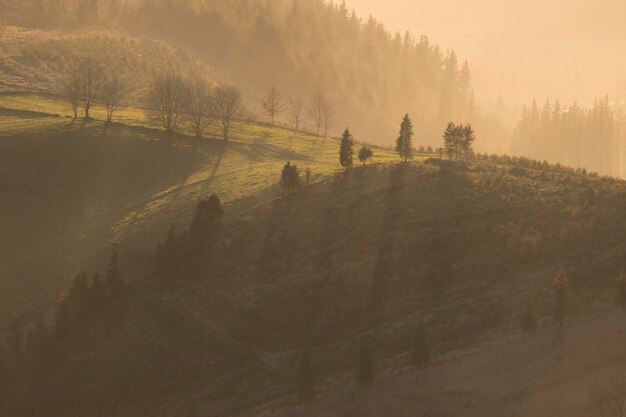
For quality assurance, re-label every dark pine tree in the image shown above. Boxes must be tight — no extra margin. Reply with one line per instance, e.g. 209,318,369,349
297,350,316,402
443,122,458,159
462,124,475,160
357,341,374,386
190,194,224,242
396,114,414,162
280,161,302,191
339,128,355,168
411,323,431,368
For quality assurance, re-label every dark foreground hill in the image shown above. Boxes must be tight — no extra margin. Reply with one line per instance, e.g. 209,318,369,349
4,158,626,417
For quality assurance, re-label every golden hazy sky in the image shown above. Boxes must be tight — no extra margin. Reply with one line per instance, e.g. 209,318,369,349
345,0,626,104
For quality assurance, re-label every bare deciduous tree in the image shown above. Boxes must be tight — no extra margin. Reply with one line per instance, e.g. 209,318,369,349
185,77,212,138
211,85,241,141
100,69,126,123
309,93,325,137
147,70,186,133
589,374,626,417
261,85,286,126
288,96,304,134
77,58,100,119
61,68,81,118
322,99,332,138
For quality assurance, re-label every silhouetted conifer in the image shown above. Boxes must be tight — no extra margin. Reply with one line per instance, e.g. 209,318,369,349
411,323,431,368
443,122,457,159
190,194,224,242
297,350,315,402
339,128,354,167
280,162,301,191
396,114,414,162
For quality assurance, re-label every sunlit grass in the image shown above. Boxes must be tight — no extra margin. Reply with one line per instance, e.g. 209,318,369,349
0,92,411,244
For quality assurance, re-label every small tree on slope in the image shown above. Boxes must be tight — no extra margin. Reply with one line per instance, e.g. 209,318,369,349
339,128,355,168
396,114,414,162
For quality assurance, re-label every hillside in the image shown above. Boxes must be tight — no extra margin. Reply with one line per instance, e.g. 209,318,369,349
0,1,477,146
0,26,222,97
0,92,398,322
5,158,626,417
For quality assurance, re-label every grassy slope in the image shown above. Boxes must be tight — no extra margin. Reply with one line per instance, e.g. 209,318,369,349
0,92,399,321
21,158,626,417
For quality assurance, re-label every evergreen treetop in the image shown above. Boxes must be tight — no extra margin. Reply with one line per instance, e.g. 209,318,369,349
396,114,414,162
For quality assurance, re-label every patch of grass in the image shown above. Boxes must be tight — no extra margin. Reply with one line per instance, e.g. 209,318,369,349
0,92,408,323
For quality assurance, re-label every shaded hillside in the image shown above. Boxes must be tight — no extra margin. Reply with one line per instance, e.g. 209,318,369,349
0,96,397,322
7,158,626,417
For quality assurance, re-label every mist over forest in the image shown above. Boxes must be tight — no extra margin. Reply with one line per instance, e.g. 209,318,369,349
3,1,626,417
3,0,625,175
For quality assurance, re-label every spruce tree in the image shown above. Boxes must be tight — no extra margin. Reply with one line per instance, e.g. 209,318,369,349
190,194,224,242
280,161,302,191
443,122,457,159
462,124,475,160
396,114,414,162
297,350,315,402
357,341,374,385
411,323,430,368
339,128,354,167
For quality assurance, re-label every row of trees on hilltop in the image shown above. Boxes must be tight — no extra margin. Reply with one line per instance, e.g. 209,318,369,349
512,97,626,177
61,58,242,140
148,72,242,139
335,115,476,168
7,0,477,143
261,86,332,136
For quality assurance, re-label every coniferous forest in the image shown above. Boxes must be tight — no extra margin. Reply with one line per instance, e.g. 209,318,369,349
1,0,476,144
3,1,626,417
